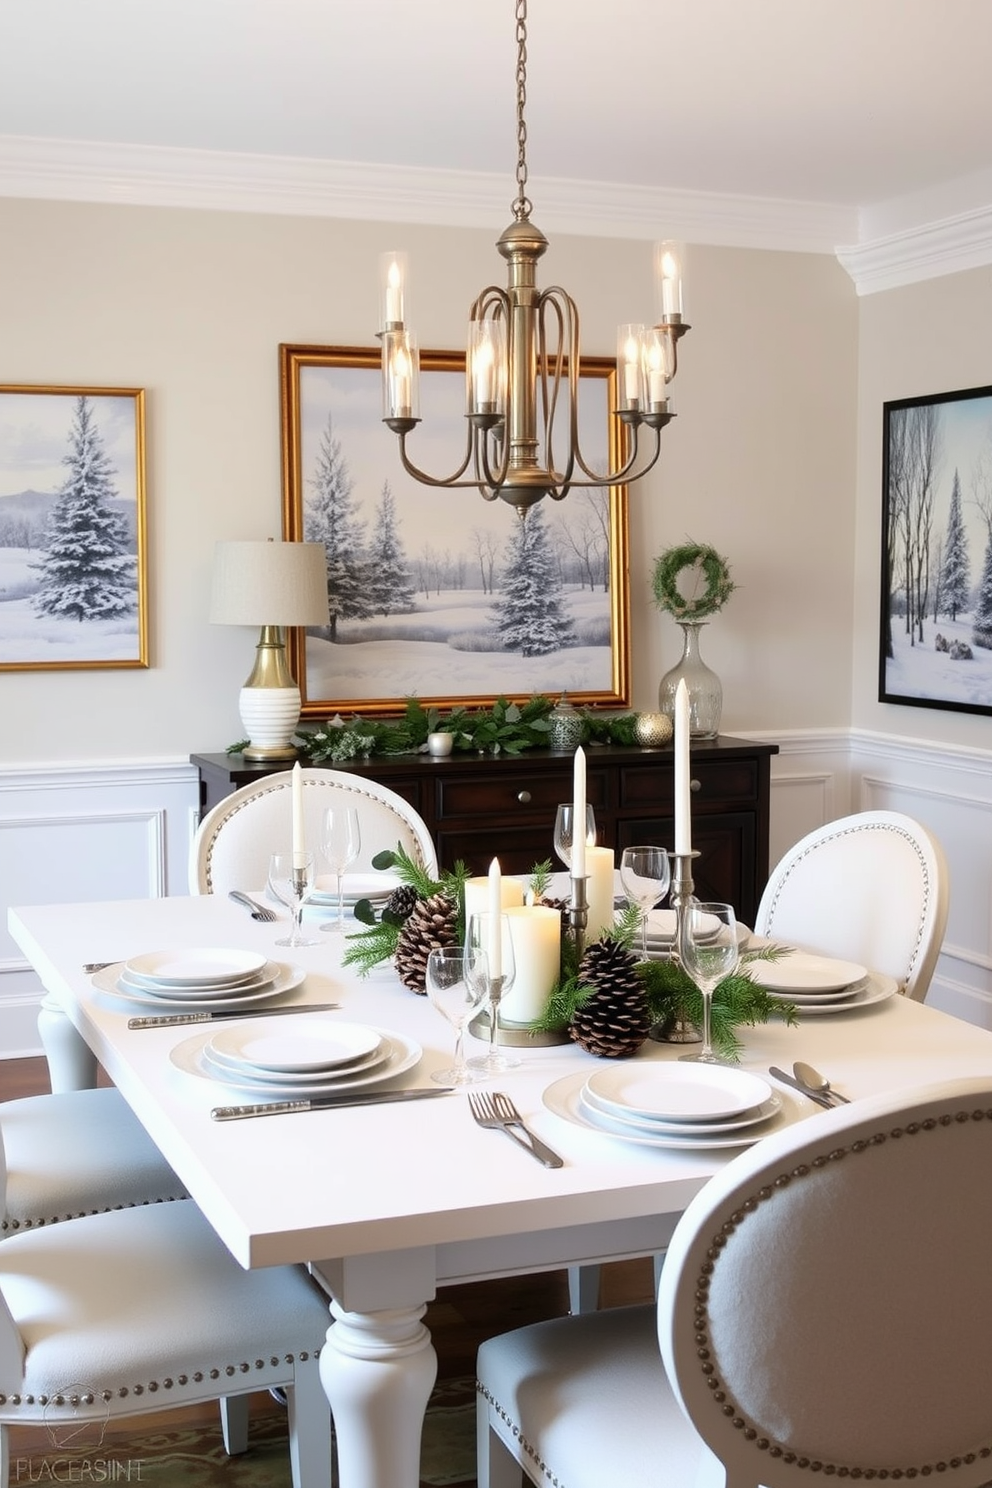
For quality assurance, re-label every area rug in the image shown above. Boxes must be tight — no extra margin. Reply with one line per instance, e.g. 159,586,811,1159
7,1377,478,1487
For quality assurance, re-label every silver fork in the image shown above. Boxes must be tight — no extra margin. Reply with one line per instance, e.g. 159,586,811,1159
228,890,278,922
468,1091,564,1168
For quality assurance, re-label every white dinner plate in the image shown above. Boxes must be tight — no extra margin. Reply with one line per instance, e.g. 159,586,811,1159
766,973,899,1015
579,1085,783,1136
584,1062,773,1123
91,960,305,1010
207,1018,382,1074
770,980,868,1006
123,947,267,988
118,964,279,998
748,952,868,993
544,1071,804,1151
309,873,400,906
170,1025,422,1097
201,1039,391,1086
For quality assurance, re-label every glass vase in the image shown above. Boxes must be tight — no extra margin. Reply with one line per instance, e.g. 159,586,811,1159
658,622,723,739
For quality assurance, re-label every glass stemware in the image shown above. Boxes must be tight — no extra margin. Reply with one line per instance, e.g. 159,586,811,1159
619,846,672,958
678,901,740,1065
319,806,361,932
553,803,597,871
465,912,520,1074
425,945,490,1086
267,851,319,948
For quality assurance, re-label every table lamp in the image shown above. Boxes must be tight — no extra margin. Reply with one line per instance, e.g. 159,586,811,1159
210,539,330,761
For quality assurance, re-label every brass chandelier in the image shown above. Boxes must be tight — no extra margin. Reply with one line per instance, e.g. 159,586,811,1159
378,0,689,519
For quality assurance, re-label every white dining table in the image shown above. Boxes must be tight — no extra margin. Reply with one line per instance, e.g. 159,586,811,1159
10,891,992,1488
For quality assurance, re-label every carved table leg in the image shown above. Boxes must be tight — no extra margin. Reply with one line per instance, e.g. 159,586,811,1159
319,1300,437,1488
38,993,98,1092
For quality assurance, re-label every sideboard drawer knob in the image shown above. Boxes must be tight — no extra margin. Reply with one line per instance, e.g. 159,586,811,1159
517,790,532,804
690,778,701,793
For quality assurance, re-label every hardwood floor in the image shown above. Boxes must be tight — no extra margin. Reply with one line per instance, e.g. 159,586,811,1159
0,1055,656,1460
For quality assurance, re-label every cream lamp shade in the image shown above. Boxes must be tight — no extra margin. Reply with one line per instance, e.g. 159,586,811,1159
210,539,329,761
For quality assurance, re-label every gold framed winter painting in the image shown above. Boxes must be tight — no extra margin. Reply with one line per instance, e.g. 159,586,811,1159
880,382,992,715
279,343,631,720
0,385,148,670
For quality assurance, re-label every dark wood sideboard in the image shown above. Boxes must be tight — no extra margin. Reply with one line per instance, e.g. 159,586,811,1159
191,735,778,925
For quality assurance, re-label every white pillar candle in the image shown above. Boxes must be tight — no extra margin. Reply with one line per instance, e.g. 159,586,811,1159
464,874,524,923
291,762,306,868
487,857,502,980
572,746,587,878
585,846,615,941
502,905,561,1023
674,679,691,855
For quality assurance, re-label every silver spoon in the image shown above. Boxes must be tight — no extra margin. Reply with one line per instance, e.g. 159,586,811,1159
793,1060,850,1104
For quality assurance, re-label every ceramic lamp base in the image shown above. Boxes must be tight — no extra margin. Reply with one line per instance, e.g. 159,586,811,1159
239,683,301,761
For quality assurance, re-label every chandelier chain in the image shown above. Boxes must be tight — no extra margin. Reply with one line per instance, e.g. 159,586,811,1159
513,0,532,221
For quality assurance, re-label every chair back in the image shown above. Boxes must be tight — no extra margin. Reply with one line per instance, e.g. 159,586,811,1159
753,810,948,999
658,1077,992,1488
189,768,438,894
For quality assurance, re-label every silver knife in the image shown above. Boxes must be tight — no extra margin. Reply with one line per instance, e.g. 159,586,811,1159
768,1066,834,1108
211,1088,454,1120
128,1002,340,1030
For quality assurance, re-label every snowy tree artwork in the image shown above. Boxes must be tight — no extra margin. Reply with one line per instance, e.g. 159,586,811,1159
0,387,146,669
881,384,992,714
281,346,629,717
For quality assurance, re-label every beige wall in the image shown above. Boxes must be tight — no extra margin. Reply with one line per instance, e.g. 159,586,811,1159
0,196,857,762
854,263,992,747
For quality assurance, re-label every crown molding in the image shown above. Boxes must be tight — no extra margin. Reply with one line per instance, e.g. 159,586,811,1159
0,133,854,252
837,204,992,295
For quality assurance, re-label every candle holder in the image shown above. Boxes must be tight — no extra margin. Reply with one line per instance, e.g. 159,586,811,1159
649,849,701,1044
569,873,589,962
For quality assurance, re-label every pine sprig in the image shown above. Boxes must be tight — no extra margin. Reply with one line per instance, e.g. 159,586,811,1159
528,859,554,900
639,959,797,1060
343,845,472,974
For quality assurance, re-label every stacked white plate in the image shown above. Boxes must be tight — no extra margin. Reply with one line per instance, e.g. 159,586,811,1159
615,907,721,959
169,1015,422,1097
543,1063,794,1150
746,952,895,1013
90,947,305,1010
308,873,400,909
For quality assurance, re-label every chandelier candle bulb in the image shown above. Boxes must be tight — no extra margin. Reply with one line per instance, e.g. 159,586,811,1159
488,858,503,981
291,761,306,868
572,746,587,879
585,846,616,941
379,250,408,328
656,240,685,321
674,679,692,856
502,905,561,1023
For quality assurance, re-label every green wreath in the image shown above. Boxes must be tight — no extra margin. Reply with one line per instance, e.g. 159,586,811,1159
651,541,735,621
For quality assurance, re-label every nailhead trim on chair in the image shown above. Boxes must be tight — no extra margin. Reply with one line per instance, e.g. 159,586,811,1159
761,820,931,994
1,1193,186,1233
476,1381,565,1488
693,1109,992,1478
202,774,432,893
0,1350,317,1408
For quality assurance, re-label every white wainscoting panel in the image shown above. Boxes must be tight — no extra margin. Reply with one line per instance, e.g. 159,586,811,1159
0,759,200,1058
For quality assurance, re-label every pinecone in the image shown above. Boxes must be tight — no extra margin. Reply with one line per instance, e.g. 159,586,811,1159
570,938,651,1058
394,891,459,994
385,885,420,922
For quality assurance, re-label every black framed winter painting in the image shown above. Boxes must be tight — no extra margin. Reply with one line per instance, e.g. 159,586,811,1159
0,386,147,670
280,344,630,720
880,383,992,716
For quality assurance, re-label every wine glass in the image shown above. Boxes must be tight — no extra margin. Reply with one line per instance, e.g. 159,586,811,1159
678,901,739,1065
425,945,490,1086
465,912,520,1074
553,803,597,870
619,846,672,958
267,851,319,948
319,806,361,932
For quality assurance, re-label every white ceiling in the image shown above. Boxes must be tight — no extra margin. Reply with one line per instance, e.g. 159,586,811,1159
3,0,992,289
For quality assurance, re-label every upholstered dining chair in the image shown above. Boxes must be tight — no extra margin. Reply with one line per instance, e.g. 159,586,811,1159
476,1074,992,1488
0,1191,333,1486
753,809,949,1000
189,766,438,895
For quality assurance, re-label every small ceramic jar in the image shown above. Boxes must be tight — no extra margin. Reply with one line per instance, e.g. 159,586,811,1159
427,731,454,757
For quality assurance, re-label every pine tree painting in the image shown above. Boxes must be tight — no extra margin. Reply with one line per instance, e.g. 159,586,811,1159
972,532,992,650
304,412,373,641
33,396,135,622
366,482,416,616
939,468,970,621
490,503,575,657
